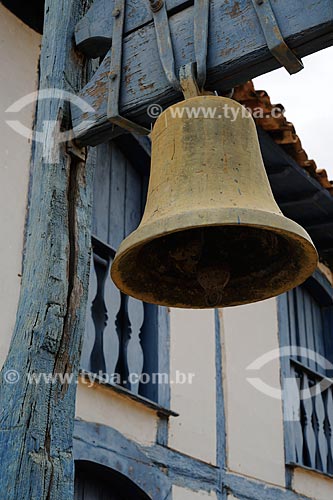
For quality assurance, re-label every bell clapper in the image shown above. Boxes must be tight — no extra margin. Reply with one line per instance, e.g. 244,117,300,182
197,262,231,307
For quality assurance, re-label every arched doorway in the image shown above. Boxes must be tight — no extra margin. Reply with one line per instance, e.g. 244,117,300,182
75,461,151,500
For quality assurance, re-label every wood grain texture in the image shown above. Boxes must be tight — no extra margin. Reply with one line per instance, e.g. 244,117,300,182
75,0,189,58
0,1,94,498
72,0,333,145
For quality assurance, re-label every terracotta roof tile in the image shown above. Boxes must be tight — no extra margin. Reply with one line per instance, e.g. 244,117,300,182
233,81,333,196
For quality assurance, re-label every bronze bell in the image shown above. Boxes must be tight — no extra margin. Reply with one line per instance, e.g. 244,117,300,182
111,96,318,308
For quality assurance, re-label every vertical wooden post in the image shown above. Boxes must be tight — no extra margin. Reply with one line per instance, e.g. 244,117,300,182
0,1,93,498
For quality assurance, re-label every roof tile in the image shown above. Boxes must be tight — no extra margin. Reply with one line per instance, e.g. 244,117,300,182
233,81,333,196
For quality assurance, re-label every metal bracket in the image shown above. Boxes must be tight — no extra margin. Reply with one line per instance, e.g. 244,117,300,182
107,0,150,135
150,0,181,91
252,0,303,75
150,0,210,97
194,0,210,90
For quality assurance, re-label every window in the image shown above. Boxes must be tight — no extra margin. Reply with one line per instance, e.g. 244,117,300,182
279,270,333,476
80,138,169,405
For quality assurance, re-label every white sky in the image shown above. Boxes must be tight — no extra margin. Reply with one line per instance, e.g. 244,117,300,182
253,46,333,180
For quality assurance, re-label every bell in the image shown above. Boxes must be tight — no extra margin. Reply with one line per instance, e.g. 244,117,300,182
111,96,318,308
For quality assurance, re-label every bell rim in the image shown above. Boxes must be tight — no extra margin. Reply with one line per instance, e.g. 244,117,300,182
111,208,318,308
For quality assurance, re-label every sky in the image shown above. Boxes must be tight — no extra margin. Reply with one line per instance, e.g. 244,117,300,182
253,46,333,180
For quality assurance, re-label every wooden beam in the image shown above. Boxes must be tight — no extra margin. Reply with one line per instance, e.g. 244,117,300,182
0,1,93,498
75,0,190,58
72,0,333,145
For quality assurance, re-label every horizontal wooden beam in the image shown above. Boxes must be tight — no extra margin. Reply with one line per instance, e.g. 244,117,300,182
75,0,191,58
72,0,333,145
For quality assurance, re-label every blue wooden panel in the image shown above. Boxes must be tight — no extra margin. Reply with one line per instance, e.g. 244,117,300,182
279,271,333,476
74,421,172,499
109,144,126,249
84,139,170,405
124,157,142,236
303,289,317,372
93,143,112,243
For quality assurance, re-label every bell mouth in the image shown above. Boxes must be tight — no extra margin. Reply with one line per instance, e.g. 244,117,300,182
111,218,318,308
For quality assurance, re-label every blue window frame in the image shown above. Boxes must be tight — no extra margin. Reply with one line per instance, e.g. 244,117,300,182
278,270,333,476
80,139,170,406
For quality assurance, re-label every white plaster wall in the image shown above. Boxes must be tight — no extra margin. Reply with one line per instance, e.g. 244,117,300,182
293,468,333,500
168,309,217,465
172,485,217,499
0,6,41,368
76,381,158,445
220,298,286,487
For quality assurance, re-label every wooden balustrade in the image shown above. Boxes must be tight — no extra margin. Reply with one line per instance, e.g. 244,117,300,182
286,359,333,475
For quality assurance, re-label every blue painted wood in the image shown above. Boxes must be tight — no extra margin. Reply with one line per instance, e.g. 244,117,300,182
278,270,333,477
74,420,172,500
85,140,170,406
74,420,317,500
81,252,99,371
277,294,303,467
258,127,333,264
0,1,94,497
302,289,316,372
72,0,333,145
124,156,142,236
109,145,126,249
93,143,112,243
75,0,189,58
215,310,226,474
225,472,313,500
305,269,333,307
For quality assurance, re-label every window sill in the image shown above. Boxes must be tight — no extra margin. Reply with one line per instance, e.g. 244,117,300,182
288,463,333,481
79,370,179,418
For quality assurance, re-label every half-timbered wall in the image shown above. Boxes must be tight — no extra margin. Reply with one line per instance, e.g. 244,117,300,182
2,4,333,499
220,298,286,487
0,5,41,368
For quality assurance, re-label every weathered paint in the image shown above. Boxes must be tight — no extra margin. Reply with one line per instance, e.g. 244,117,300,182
72,0,333,144
220,298,286,487
74,420,171,500
0,0,94,498
76,380,158,445
169,308,217,464
0,5,41,369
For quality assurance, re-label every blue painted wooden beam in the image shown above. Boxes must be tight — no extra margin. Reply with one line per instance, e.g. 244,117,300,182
0,1,94,498
225,472,313,500
74,420,314,500
72,0,333,145
75,0,189,58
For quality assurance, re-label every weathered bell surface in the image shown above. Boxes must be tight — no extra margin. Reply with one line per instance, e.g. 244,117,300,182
111,96,318,308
